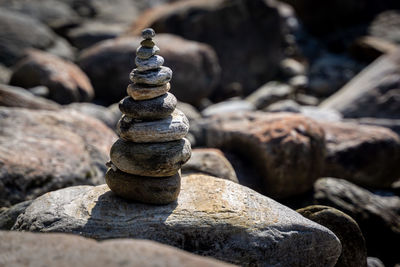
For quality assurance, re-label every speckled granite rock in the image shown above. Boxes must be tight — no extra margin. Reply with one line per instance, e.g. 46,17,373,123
12,174,341,266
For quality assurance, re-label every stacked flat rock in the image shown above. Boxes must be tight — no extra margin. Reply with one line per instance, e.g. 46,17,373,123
106,28,191,205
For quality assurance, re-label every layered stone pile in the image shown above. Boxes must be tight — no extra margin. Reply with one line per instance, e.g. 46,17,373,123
106,28,191,204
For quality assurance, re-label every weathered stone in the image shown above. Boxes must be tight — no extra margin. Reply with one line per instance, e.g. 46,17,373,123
0,107,117,208
12,175,342,266
119,92,176,120
0,231,233,267
320,121,400,188
117,109,189,143
130,66,172,86
10,50,94,104
66,102,119,129
105,168,180,205
136,45,160,59
127,82,171,100
297,205,367,267
142,28,156,39
314,177,400,266
141,39,155,48
201,100,255,117
0,200,32,230
135,54,164,71
182,148,238,183
110,138,191,177
245,81,294,110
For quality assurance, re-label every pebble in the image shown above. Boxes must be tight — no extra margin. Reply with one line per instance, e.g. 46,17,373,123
130,66,172,86
140,39,155,48
136,45,160,59
119,93,177,120
135,55,164,71
127,82,170,100
117,109,189,143
142,28,155,39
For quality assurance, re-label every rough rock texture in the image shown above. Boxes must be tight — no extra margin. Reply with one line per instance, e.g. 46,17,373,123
182,148,238,183
0,107,117,208
0,200,32,230
195,112,325,198
0,8,73,67
79,35,220,105
130,66,172,85
10,50,94,105
127,82,171,100
314,177,400,266
12,175,341,266
297,205,367,267
320,121,400,188
0,231,234,267
320,50,400,119
129,0,284,97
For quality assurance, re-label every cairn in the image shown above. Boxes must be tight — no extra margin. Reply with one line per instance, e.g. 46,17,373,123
106,28,191,204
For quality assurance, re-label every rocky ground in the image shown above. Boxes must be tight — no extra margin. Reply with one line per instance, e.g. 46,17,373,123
0,0,400,266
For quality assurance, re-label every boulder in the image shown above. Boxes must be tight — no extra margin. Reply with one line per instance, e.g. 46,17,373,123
12,174,341,266
10,50,94,104
0,107,117,207
65,102,119,129
79,35,220,106
320,121,400,188
297,205,367,267
314,177,400,266
129,0,284,97
0,231,233,267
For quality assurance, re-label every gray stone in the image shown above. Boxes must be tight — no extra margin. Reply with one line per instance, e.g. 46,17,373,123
176,101,201,121
136,45,160,59
0,200,32,230
141,39,155,48
135,55,164,71
0,231,233,267
265,99,301,113
0,63,10,83
12,174,341,266
201,99,255,117
130,66,172,85
65,102,119,129
245,81,294,110
110,138,191,177
119,92,176,120
300,106,343,122
367,257,385,267
106,168,181,205
117,109,189,143
127,82,171,100
142,28,156,39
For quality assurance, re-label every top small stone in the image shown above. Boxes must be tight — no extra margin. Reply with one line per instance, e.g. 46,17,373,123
142,28,155,40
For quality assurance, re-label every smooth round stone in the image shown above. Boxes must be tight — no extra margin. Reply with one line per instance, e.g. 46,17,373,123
117,109,189,143
130,66,172,86
127,82,170,100
140,39,155,48
119,93,177,120
142,28,155,39
110,138,191,177
136,45,160,59
135,55,164,71
105,168,181,204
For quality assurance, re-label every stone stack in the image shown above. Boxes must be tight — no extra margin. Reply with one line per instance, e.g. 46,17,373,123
106,28,191,205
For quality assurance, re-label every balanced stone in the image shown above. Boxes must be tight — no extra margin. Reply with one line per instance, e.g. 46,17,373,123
105,168,181,204
127,83,170,100
136,46,160,59
140,39,155,48
130,66,172,86
135,55,164,71
110,138,191,177
117,109,189,143
142,28,155,39
119,93,177,120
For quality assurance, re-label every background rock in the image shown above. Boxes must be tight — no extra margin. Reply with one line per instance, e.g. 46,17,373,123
65,102,118,129
245,81,294,110
0,200,32,230
201,99,255,117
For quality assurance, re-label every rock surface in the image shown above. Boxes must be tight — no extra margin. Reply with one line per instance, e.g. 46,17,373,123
0,231,234,267
246,81,294,110
201,100,255,117
12,174,341,266
0,107,117,207
0,200,32,230
10,50,94,104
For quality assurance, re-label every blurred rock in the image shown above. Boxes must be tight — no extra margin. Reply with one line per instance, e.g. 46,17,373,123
300,106,342,122
0,84,61,110
0,64,11,84
344,117,400,136
176,101,201,121
367,257,385,267
0,231,234,267
201,99,255,117
369,10,400,44
314,177,400,266
0,8,73,67
13,175,341,266
182,148,238,183
10,50,94,104
280,58,306,77
196,112,325,198
130,0,284,97
0,107,117,208
65,102,118,129
350,36,399,62
79,35,220,106
297,205,367,267
245,81,294,110
265,99,301,113
295,93,319,106
320,50,400,119
0,200,32,230
320,121,400,188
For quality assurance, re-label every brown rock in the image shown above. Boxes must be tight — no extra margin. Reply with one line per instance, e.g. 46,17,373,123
10,50,94,104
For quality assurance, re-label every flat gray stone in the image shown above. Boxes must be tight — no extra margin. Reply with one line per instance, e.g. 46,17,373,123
136,45,160,59
119,92,176,120
127,82,171,100
135,55,164,71
130,66,172,86
110,138,191,177
12,174,342,266
117,109,189,143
